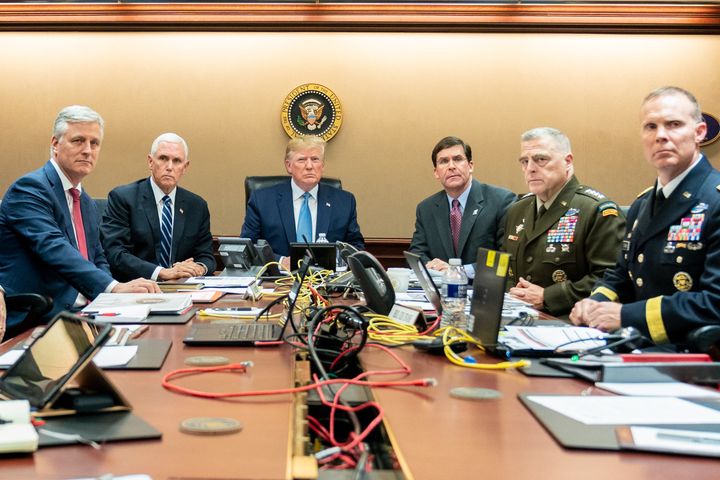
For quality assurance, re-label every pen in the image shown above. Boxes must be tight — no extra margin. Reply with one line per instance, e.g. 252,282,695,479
129,325,149,340
657,432,720,446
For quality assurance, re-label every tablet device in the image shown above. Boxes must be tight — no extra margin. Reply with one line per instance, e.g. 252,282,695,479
0,312,111,409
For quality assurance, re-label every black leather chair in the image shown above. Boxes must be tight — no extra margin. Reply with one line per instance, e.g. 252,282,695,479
244,176,342,206
4,293,53,340
94,197,108,222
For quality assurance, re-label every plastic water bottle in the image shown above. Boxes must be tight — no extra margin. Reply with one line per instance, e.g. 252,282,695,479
334,242,347,272
316,233,329,243
440,258,468,330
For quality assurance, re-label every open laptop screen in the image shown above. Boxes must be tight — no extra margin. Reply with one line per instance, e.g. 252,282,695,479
0,313,111,408
403,251,442,315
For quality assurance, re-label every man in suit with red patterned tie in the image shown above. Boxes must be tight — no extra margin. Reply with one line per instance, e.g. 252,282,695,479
0,105,159,338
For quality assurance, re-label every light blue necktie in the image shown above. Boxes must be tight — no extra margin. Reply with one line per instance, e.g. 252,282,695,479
160,195,173,268
296,192,313,243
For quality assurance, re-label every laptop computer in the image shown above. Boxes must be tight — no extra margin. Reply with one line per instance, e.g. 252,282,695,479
183,253,312,346
470,248,606,359
290,242,336,272
403,251,442,316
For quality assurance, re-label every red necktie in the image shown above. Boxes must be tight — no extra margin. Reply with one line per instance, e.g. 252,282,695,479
450,198,462,255
69,188,89,260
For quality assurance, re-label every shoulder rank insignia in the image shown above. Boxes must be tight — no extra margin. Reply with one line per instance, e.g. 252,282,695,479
580,187,606,200
637,186,653,198
521,192,535,199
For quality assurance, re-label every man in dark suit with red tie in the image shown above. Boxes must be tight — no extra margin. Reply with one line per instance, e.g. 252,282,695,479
409,136,516,278
0,105,159,336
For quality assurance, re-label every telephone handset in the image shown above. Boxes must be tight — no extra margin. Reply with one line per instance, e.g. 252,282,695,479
346,251,395,315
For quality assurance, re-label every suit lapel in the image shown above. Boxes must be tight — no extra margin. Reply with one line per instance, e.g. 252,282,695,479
457,181,484,255
140,180,163,261
172,188,187,262
278,182,297,245
432,193,454,259
43,162,76,248
316,185,331,240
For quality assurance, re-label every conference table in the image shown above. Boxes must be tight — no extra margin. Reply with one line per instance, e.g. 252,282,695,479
1,291,719,479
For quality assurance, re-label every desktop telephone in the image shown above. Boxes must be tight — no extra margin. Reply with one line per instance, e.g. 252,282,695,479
346,251,395,315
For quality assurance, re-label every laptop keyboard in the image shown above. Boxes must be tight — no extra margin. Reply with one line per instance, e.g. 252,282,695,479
219,323,277,341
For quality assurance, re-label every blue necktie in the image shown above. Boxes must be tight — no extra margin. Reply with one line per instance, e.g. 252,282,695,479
296,192,313,243
160,195,173,268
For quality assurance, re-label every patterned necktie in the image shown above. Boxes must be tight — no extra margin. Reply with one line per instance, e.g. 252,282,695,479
69,188,88,260
160,195,173,268
450,198,462,255
296,192,313,243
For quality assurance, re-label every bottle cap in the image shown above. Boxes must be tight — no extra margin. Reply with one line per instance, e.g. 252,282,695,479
449,258,461,266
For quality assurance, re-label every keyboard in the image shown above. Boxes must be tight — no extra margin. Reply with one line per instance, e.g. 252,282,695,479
219,323,277,341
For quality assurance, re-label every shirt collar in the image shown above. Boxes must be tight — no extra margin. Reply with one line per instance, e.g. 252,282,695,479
446,180,472,209
656,154,704,198
291,178,319,201
536,179,568,212
50,158,81,194
149,176,177,204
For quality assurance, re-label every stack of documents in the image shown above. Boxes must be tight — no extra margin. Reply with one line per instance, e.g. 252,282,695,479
84,293,192,316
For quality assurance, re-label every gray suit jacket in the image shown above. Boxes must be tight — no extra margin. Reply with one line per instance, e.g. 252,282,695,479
409,179,515,265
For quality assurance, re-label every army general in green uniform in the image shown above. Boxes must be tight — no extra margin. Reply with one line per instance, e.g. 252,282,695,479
503,128,626,316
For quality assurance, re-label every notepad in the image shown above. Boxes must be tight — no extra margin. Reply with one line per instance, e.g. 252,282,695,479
0,400,39,453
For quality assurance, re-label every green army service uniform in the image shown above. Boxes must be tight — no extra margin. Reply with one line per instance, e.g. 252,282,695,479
502,176,626,316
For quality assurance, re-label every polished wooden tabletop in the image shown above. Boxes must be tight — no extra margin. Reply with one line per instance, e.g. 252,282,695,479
362,346,720,480
3,296,720,479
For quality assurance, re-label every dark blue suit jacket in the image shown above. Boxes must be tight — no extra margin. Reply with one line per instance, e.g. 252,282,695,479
100,178,216,282
592,156,720,344
241,180,365,257
0,161,114,329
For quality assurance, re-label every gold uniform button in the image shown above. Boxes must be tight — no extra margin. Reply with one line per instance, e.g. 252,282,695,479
554,257,560,262
676,256,683,264
526,256,533,263
526,275,532,282
629,271,634,280
637,253,644,263
636,277,644,287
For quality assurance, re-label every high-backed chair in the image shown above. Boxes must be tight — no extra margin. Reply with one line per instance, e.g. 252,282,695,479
4,293,53,340
244,176,342,206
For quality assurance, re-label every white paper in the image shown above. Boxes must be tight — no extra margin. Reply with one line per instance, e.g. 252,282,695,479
596,382,720,398
395,292,429,302
503,325,607,351
0,349,24,367
84,293,191,314
629,426,720,455
396,300,437,311
93,345,139,367
89,305,150,323
527,395,720,425
187,276,255,287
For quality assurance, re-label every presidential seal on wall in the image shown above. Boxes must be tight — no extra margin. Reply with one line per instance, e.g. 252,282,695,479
281,83,342,141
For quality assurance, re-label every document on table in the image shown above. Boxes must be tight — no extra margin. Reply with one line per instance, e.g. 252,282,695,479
619,426,720,457
527,395,720,425
596,382,720,398
93,345,139,368
0,349,23,368
395,292,436,311
186,276,255,288
503,325,607,351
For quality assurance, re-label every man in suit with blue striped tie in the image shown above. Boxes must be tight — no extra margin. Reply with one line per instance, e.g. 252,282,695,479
101,133,216,282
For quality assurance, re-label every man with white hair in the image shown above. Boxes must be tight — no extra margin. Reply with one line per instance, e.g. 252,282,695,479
503,127,625,316
0,105,159,337
101,133,215,281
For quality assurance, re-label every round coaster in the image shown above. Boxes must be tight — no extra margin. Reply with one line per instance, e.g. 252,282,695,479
180,417,242,435
184,355,230,367
449,387,503,401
